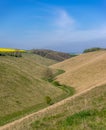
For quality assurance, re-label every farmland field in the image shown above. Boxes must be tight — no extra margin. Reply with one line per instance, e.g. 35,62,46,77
0,48,25,52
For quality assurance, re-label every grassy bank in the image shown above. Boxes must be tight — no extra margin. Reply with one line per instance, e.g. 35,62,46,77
30,84,106,130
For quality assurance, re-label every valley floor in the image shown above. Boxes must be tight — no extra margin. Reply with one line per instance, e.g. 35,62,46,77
0,82,106,130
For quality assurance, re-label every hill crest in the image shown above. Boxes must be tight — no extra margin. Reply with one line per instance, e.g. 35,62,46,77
31,49,77,61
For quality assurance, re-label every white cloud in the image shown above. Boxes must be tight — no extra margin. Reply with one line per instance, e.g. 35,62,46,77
54,9,74,29
40,8,106,44
28,25,106,47
0,6,106,50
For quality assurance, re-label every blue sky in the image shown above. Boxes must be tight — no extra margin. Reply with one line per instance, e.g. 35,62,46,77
0,0,106,52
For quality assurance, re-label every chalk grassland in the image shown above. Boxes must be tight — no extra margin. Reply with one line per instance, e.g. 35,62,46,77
2,83,105,130
29,84,106,130
0,53,66,126
51,50,106,93
0,51,106,130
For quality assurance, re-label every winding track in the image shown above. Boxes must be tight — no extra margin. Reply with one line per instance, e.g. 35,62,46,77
0,81,106,130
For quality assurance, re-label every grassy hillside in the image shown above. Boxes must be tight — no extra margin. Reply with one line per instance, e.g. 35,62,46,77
0,53,67,125
51,50,106,93
30,49,76,61
29,84,106,130
0,50,106,130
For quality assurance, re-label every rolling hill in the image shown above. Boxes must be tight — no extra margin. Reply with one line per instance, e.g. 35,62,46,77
51,50,106,93
1,80,105,130
0,53,67,126
0,50,106,130
30,49,76,61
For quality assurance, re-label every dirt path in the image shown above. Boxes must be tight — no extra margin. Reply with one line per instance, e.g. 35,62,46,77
0,81,106,130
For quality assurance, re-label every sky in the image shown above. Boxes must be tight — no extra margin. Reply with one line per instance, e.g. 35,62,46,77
0,0,106,53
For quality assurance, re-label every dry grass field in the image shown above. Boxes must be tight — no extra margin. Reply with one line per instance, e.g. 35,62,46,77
51,50,106,93
0,53,66,126
0,50,106,130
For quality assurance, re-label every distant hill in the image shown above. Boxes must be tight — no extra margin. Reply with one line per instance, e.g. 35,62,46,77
30,49,77,61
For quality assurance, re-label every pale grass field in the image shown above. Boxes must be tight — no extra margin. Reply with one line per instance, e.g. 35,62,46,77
51,51,106,93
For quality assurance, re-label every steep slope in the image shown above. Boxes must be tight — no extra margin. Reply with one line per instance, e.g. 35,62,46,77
51,51,106,93
0,53,65,125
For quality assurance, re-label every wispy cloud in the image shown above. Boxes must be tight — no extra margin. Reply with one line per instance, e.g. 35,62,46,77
0,3,106,51
33,7,106,44
54,9,75,29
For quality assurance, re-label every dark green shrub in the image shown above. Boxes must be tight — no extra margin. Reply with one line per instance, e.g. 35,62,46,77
45,96,53,105
14,51,22,57
83,47,102,53
52,81,61,86
0,53,6,56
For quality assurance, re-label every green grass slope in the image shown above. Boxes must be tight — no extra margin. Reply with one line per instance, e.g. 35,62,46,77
30,84,106,130
0,53,66,125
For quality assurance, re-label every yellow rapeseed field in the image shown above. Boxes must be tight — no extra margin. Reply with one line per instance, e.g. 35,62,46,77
0,48,25,53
